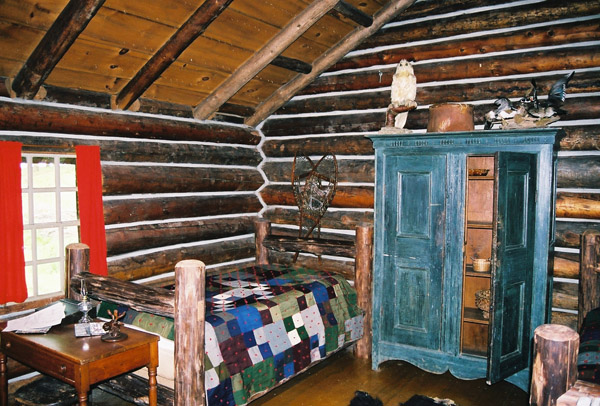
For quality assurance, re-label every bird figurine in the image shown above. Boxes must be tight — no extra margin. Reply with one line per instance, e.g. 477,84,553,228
484,71,574,130
383,59,417,130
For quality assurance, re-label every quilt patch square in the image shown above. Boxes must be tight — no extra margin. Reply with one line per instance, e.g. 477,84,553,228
264,319,292,355
229,305,262,333
293,339,311,372
219,335,252,375
296,294,308,310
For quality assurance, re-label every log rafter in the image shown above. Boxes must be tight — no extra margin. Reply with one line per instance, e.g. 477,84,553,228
192,0,340,120
333,1,373,27
9,0,106,100
271,55,312,74
246,0,417,127
113,0,234,111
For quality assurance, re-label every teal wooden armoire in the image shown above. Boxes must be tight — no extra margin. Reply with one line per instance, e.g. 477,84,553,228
369,129,563,391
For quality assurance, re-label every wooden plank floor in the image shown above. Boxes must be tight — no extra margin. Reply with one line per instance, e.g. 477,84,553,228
251,348,530,406
8,348,530,405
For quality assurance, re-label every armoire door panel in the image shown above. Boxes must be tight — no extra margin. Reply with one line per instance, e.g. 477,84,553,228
499,281,525,360
505,171,529,249
382,154,446,350
393,265,430,332
488,152,537,383
398,172,431,238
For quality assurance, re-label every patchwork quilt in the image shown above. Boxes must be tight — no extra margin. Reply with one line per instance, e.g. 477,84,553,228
578,307,600,384
99,264,364,406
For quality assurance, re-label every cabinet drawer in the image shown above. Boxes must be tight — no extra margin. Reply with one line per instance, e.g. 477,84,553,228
2,337,76,384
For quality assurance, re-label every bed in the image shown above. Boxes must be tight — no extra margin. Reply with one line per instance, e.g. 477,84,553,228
69,218,373,406
530,229,600,405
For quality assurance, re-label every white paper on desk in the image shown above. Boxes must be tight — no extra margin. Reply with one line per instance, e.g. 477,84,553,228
4,302,66,332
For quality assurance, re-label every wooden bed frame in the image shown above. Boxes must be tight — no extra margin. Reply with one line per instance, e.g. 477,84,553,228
530,229,600,406
69,218,374,406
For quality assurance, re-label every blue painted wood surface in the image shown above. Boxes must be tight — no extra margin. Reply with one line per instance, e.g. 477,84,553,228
368,129,563,392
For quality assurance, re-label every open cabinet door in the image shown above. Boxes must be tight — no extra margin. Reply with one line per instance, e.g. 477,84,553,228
487,152,537,384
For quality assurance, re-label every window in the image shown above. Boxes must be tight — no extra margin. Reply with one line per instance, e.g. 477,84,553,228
21,154,79,299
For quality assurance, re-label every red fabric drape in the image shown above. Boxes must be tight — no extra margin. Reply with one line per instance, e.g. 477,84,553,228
0,141,27,304
76,145,108,276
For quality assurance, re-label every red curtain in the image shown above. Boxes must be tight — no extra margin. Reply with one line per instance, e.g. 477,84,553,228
0,141,27,304
76,146,108,276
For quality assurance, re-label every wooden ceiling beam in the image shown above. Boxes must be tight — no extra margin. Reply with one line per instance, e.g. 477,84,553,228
113,0,234,111
271,56,312,74
10,0,106,100
193,0,340,121
333,1,374,27
246,0,417,127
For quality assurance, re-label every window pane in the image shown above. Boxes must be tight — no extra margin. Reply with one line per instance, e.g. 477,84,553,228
23,229,33,262
37,262,61,295
33,192,56,223
36,227,59,260
64,226,79,247
22,193,29,224
61,191,78,221
32,158,56,188
60,158,76,188
21,159,28,188
25,265,34,297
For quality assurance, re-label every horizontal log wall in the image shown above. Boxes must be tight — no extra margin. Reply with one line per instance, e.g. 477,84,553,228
260,0,600,330
0,98,263,283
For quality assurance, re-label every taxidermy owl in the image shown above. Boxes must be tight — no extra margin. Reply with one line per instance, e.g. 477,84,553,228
389,59,417,128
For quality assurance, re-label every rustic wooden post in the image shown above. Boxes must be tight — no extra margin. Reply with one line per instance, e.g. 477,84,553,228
174,260,206,406
65,243,90,300
579,229,600,331
255,218,271,265
354,222,373,359
530,324,579,406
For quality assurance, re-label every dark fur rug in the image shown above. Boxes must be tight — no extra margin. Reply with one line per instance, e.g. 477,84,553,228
349,391,458,406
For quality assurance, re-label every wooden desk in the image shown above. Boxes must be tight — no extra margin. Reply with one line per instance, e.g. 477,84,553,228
0,324,159,406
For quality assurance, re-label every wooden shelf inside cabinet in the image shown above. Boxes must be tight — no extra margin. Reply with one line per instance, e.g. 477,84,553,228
466,221,493,229
468,175,494,181
463,307,489,325
465,267,491,278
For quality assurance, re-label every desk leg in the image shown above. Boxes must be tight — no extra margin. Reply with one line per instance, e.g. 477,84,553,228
148,341,158,406
0,352,7,406
148,365,157,406
77,391,88,406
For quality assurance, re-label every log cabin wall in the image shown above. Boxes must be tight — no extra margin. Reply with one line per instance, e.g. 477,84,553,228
0,98,263,285
259,0,600,329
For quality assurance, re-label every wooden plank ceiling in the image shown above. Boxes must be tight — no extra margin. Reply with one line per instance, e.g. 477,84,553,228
0,0,415,126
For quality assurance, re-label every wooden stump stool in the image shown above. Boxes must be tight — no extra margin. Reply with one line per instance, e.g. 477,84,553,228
530,324,580,406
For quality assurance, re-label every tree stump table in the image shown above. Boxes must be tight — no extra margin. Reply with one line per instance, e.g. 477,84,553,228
530,324,580,406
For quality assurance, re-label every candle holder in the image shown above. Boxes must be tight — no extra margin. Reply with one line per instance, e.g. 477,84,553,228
77,278,93,324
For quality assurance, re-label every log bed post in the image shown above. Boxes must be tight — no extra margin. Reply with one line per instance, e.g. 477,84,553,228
174,259,206,406
530,324,579,406
255,218,271,265
579,229,600,331
65,243,90,300
354,222,373,360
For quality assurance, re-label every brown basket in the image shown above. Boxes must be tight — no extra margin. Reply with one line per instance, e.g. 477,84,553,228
475,289,491,319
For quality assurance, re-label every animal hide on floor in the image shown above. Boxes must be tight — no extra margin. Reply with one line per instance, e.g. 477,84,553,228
402,394,458,406
349,391,457,406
